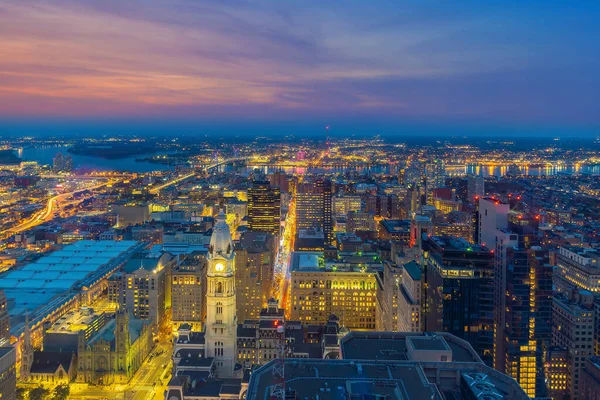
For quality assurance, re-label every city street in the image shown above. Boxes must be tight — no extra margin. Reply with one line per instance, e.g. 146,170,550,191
69,342,173,400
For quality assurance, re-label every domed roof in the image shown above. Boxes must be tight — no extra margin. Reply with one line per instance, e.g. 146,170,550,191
209,210,233,258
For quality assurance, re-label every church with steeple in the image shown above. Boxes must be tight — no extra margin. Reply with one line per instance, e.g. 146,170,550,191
205,210,237,378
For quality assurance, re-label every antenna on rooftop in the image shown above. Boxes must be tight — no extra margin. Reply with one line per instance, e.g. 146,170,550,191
271,324,286,399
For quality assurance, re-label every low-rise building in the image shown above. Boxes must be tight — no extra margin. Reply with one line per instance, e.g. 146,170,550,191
246,332,530,400
290,252,378,329
76,311,153,385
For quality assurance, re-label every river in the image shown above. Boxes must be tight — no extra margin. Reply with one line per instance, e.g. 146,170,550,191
16,145,172,173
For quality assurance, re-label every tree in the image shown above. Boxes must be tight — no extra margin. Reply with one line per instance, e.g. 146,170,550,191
29,386,49,400
51,384,70,400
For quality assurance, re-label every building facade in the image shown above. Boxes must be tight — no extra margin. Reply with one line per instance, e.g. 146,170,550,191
247,180,281,236
290,252,378,329
205,210,237,378
423,236,494,366
234,232,275,322
76,311,153,385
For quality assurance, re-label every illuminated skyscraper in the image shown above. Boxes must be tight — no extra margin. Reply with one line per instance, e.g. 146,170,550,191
234,231,276,322
478,197,509,247
425,159,445,204
467,174,485,201
247,180,281,236
423,235,495,365
493,239,553,398
0,290,9,347
552,289,595,400
296,178,333,245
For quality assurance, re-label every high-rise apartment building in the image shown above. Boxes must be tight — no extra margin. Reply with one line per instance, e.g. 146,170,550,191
346,211,376,233
580,356,600,400
376,262,401,331
365,194,401,219
290,252,378,329
234,231,276,322
171,253,206,330
423,235,495,365
0,347,16,400
493,241,553,398
296,178,333,245
552,289,595,400
397,261,423,332
478,197,509,246
333,195,362,215
247,180,281,236
467,174,485,201
268,171,289,193
425,159,445,204
0,290,9,347
121,252,175,332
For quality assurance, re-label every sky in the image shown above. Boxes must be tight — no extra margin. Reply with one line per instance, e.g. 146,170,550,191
0,0,599,136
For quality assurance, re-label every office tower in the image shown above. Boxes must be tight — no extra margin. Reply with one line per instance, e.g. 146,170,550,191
290,252,378,329
410,215,432,250
121,252,174,331
247,180,281,236
477,197,509,246
493,241,553,398
365,194,401,219
580,356,600,400
171,254,206,331
398,167,406,185
423,236,494,365
234,231,276,322
555,246,600,293
0,347,16,400
425,159,445,204
346,211,376,233
434,222,472,242
467,174,485,201
397,261,423,332
296,178,333,245
376,262,401,331
205,210,237,378
552,289,595,400
52,152,73,172
546,348,569,398
0,290,9,347
268,171,289,192
332,195,362,215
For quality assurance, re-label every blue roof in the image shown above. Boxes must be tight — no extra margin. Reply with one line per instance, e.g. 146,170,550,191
403,261,422,280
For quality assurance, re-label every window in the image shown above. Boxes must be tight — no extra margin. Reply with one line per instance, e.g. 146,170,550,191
216,282,223,293
216,302,223,314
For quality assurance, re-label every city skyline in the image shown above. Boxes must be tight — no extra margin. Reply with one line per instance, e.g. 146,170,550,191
1,1,599,134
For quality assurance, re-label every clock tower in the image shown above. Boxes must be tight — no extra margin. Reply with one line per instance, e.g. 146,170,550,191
205,210,237,378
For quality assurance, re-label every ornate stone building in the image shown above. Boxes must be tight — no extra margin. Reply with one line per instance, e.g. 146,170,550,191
76,310,153,385
205,210,238,378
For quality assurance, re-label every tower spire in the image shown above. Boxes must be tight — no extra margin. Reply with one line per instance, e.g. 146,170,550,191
20,310,33,380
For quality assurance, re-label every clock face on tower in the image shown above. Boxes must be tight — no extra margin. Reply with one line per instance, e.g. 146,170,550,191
215,262,224,272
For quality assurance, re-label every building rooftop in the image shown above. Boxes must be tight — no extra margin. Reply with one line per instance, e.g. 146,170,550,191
290,251,324,272
380,219,411,232
0,240,142,337
247,357,529,400
46,307,104,335
428,235,489,252
403,261,422,281
340,332,481,363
